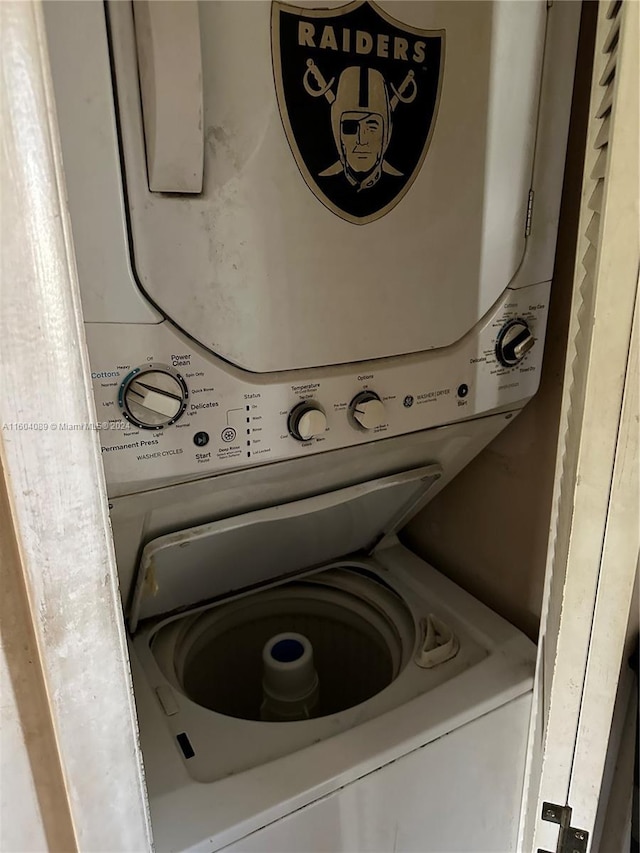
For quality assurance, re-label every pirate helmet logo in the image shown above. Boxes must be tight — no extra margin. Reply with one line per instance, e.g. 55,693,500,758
272,0,445,225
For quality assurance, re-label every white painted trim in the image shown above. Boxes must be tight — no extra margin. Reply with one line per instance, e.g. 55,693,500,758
569,284,639,829
521,0,640,848
592,659,638,852
0,2,151,849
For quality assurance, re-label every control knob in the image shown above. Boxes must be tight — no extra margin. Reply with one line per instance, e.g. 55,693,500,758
288,401,327,441
349,392,386,430
119,365,188,429
496,320,535,367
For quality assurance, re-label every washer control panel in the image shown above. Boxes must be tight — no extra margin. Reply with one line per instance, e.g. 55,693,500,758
88,282,549,495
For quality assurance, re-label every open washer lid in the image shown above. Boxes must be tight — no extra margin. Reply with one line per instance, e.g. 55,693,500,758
129,464,440,632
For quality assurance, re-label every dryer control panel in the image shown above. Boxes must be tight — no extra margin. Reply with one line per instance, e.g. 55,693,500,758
88,282,549,496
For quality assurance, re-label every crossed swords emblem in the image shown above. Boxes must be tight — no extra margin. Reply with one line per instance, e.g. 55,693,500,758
303,59,418,109
302,59,418,184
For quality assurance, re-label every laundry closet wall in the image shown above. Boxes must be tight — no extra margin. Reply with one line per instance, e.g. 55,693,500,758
403,2,598,641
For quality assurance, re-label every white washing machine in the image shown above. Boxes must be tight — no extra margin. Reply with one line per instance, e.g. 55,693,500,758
126,463,538,852
43,1,579,850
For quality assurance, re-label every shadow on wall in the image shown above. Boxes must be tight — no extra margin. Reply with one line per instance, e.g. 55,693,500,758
401,0,598,642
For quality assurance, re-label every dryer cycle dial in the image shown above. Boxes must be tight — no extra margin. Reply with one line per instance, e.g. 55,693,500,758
288,402,327,441
119,364,188,429
496,319,535,367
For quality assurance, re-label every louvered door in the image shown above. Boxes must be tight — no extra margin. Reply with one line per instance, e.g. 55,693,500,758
520,1,639,850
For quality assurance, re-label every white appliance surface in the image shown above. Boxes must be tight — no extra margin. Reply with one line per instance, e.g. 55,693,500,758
109,0,546,372
90,279,548,495
131,543,535,852
219,694,532,853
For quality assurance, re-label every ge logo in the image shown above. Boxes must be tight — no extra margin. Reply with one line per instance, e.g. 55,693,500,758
403,395,414,408
221,427,237,443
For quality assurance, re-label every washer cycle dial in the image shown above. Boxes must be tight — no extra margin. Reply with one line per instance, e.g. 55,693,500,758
288,402,327,441
496,320,535,367
349,392,386,430
119,365,188,429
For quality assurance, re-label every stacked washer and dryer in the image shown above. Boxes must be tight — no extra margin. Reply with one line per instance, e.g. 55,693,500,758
45,1,579,850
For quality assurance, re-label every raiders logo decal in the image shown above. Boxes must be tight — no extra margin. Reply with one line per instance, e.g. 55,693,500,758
272,0,445,225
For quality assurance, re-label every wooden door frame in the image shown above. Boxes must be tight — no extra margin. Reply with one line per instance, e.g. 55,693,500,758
2,1,636,851
520,1,639,849
1,2,151,848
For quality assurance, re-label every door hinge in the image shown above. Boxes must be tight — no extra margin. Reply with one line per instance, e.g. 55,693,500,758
537,802,589,853
525,189,535,237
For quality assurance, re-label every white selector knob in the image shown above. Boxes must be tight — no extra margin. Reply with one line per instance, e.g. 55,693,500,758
349,392,386,430
288,402,327,441
296,408,327,440
353,398,386,430
128,380,182,418
120,367,188,429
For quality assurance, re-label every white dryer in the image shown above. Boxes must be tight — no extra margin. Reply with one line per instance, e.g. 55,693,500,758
43,0,580,850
